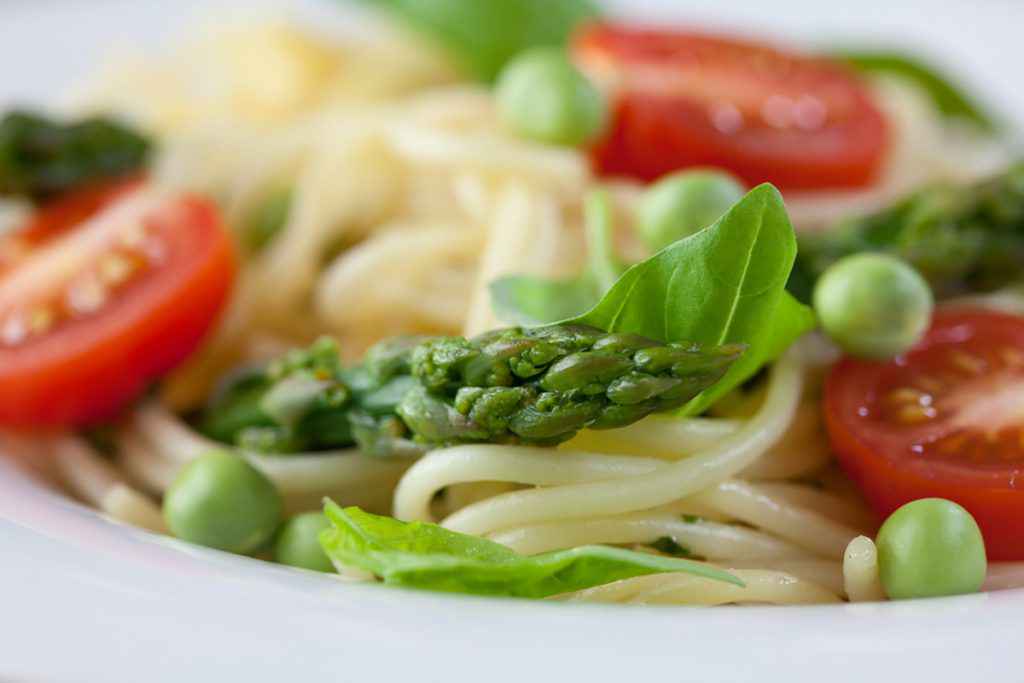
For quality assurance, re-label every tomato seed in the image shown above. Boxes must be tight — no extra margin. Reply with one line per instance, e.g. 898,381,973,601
950,350,987,375
898,404,937,424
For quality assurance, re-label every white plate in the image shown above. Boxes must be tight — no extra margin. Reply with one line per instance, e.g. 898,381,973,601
1,2,1022,681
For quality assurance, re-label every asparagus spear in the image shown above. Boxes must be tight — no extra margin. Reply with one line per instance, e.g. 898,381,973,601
789,161,1024,301
202,326,744,455
0,110,152,201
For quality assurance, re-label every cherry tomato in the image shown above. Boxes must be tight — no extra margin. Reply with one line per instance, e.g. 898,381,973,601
0,178,142,274
573,24,890,191
825,309,1024,560
0,182,235,426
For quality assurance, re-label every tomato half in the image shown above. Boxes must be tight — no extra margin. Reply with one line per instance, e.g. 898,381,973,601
573,24,890,191
0,182,235,426
825,309,1024,560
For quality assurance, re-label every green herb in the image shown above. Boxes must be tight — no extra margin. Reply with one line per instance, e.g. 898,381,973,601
244,188,292,251
319,502,741,597
790,162,1024,301
490,189,624,325
833,50,997,131
0,110,151,201
348,0,601,82
649,536,694,558
569,184,816,415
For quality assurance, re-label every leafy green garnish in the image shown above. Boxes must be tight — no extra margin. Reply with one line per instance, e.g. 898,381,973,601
649,537,694,558
349,0,601,82
320,501,741,598
244,188,292,251
568,184,815,415
490,190,624,325
834,50,998,132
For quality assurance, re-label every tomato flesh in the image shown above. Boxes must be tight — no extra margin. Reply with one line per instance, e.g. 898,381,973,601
0,183,235,427
573,24,890,191
825,309,1024,560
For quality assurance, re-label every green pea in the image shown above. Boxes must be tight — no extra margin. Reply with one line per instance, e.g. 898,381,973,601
876,498,987,600
164,451,282,555
495,47,607,147
274,512,336,572
637,170,745,251
813,253,933,359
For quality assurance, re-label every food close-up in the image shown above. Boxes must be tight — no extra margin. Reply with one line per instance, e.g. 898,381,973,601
1,0,1022,680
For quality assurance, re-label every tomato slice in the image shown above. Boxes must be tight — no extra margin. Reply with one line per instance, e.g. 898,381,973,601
0,182,235,427
573,24,890,191
825,309,1024,560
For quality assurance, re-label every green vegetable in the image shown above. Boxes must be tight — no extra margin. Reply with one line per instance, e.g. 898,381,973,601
875,498,987,600
813,253,933,359
205,184,813,453
399,325,742,446
163,451,283,554
834,50,997,131
649,537,693,558
350,0,600,82
790,162,1024,301
275,512,335,572
245,188,292,250
0,110,151,201
495,47,607,147
490,189,623,325
637,170,746,252
570,183,816,415
206,325,743,452
202,336,427,455
319,502,741,597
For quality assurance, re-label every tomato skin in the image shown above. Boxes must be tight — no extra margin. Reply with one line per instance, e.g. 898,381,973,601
0,187,235,427
825,309,1024,561
574,24,890,191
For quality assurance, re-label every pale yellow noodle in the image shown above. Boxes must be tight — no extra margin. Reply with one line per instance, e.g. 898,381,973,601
693,480,863,559
489,512,810,561
568,570,841,606
437,349,803,536
843,535,886,602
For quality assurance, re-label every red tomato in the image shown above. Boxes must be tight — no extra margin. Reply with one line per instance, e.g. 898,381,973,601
573,24,890,191
825,309,1024,560
0,182,235,427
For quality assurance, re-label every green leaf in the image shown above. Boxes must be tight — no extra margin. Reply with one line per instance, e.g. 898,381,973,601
489,189,624,325
320,501,742,598
568,184,814,415
348,0,601,82
834,50,998,132
490,275,600,326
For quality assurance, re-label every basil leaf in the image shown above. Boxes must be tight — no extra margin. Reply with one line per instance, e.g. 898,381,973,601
320,501,742,598
349,0,601,82
490,275,600,326
834,50,998,132
489,190,624,325
568,184,815,415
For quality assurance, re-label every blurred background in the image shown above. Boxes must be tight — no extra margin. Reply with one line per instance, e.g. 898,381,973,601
3,0,1022,122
